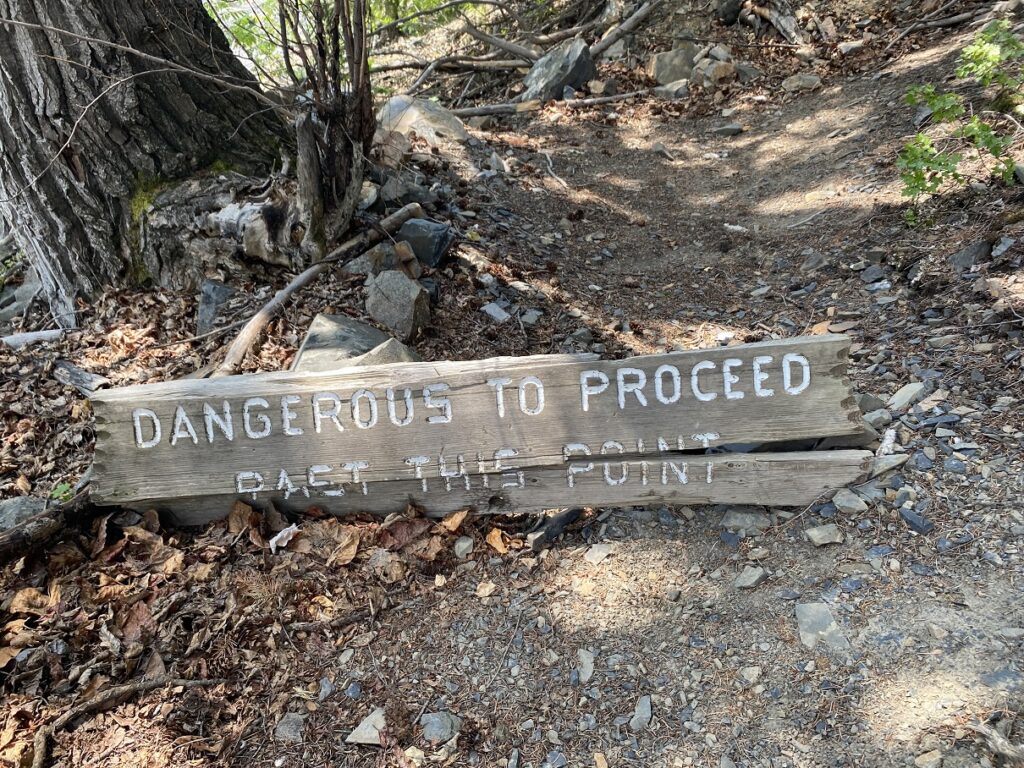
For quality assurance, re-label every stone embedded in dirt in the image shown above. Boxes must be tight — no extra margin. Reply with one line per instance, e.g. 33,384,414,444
782,72,822,92
997,627,1024,641
196,279,236,335
347,707,386,745
421,711,462,743
711,122,744,137
900,508,935,535
521,37,596,102
860,264,886,283
832,488,868,514
274,712,306,744
863,408,892,429
927,334,959,349
871,454,909,478
297,338,420,374
716,0,743,24
914,750,942,768
795,603,850,651
887,381,926,412
584,543,612,565
576,649,595,683
396,219,455,268
857,393,886,413
647,44,698,84
806,523,843,547
481,302,511,323
735,566,768,589
343,242,402,276
950,239,990,272
838,40,865,55
365,270,430,342
739,666,762,684
376,95,468,145
652,78,691,101
318,677,336,701
291,313,390,372
520,309,543,326
720,508,771,532
628,695,652,731
709,44,733,62
736,63,763,83
0,496,46,531
454,536,474,559
693,58,736,88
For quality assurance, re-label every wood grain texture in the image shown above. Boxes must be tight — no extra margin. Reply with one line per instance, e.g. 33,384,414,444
130,450,874,526
92,335,862,514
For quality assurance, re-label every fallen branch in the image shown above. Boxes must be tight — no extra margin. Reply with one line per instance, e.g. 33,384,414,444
590,0,663,59
212,202,425,376
461,20,540,61
967,722,1024,762
882,0,960,53
748,3,804,45
527,17,605,45
0,488,91,563
451,89,647,117
370,0,514,38
32,676,221,768
373,55,529,74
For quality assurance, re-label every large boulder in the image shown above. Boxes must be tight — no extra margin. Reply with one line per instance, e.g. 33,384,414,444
521,37,596,102
376,96,468,145
647,44,698,85
291,314,391,372
365,271,430,342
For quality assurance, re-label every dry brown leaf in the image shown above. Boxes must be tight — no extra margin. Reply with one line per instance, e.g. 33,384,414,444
8,588,49,616
486,528,509,554
0,647,18,669
380,518,431,551
227,500,254,534
120,600,156,645
191,562,216,581
404,535,444,562
810,320,832,335
476,581,498,598
326,528,360,567
441,509,469,532
14,475,30,494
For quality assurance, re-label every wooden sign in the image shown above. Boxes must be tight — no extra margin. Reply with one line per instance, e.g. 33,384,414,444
92,335,872,525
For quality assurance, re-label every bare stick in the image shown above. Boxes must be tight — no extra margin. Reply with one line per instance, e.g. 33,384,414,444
212,203,424,376
967,722,1024,762
32,677,221,768
460,20,539,61
450,89,647,117
589,0,662,59
370,0,512,37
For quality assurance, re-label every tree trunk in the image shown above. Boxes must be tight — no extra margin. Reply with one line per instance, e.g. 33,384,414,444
0,0,289,327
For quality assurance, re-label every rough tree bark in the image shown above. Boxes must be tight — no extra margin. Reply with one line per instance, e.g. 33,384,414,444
0,0,289,326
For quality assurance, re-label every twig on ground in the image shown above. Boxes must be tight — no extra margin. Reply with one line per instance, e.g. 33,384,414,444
460,19,540,61
590,0,662,59
450,89,647,117
32,677,221,768
967,721,1024,762
212,203,424,376
540,150,570,189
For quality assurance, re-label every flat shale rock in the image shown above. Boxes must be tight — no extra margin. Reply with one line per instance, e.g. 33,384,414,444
521,38,596,102
365,270,430,342
291,314,390,372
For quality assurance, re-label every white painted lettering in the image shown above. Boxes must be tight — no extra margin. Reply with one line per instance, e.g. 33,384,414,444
616,368,648,409
580,370,609,412
563,443,593,488
487,377,512,418
438,453,470,491
494,447,525,489
235,470,264,499
386,388,414,427
722,358,744,400
690,360,717,402
132,408,161,448
518,375,545,415
600,440,628,485
424,383,452,424
782,353,811,395
281,395,303,436
243,397,272,439
351,389,379,429
654,364,682,405
276,468,308,499
312,393,344,433
342,461,369,495
170,406,199,446
202,401,233,443
405,455,430,491
752,355,774,397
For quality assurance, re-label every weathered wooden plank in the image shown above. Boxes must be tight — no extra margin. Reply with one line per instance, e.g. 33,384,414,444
92,335,862,512
128,450,874,526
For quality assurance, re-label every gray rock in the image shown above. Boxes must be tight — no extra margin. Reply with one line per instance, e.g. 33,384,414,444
887,382,926,411
347,707,386,745
421,711,462,743
482,302,511,323
860,264,886,283
950,240,990,272
857,393,887,413
927,334,959,349
365,270,430,342
838,40,865,55
521,38,596,102
832,488,868,514
863,408,892,429
296,337,420,373
577,649,595,683
377,95,468,145
318,676,336,701
196,279,236,335
628,695,652,730
0,268,40,324
709,44,732,62
520,309,543,326
653,79,690,100
806,523,843,547
0,496,46,531
454,536,474,559
342,242,402,276
870,454,909,478
738,666,762,684
712,122,744,136
735,565,768,589
291,314,390,372
692,58,736,87
647,44,698,84
274,712,306,744
720,508,771,532
795,603,850,651
782,72,822,92
716,0,743,24
997,627,1024,641
736,63,763,83
396,219,457,268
